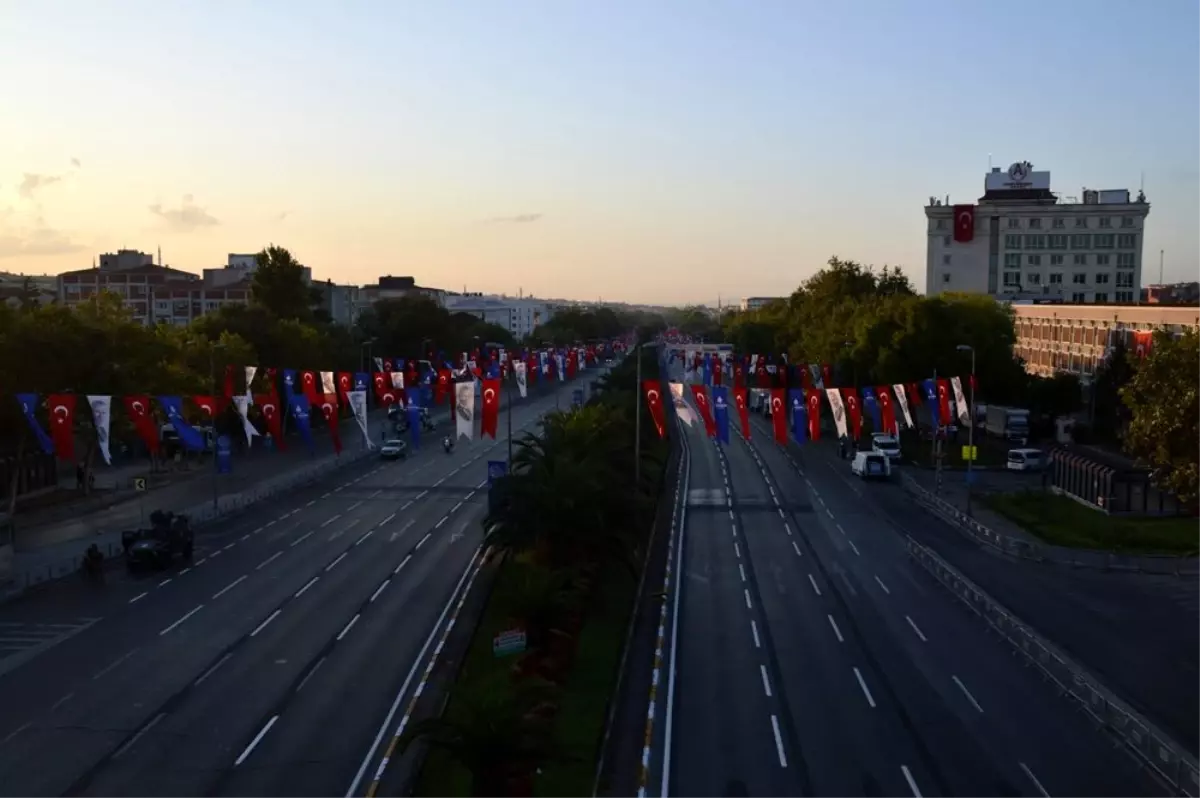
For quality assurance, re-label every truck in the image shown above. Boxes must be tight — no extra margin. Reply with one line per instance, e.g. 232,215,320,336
122,510,195,570
985,405,1031,445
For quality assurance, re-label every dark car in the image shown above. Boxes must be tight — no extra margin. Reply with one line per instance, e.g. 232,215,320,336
123,510,194,570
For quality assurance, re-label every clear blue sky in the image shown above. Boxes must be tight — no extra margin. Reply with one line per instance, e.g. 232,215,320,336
3,0,1196,303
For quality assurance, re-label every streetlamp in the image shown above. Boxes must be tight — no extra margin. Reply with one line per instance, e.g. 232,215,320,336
209,341,225,510
634,335,642,489
957,344,976,516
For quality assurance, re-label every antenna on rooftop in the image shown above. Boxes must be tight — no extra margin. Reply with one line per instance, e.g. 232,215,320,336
157,246,162,266
988,153,992,170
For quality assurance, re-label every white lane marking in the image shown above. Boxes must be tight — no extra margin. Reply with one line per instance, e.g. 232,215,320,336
213,575,248,599
827,614,845,643
370,579,391,603
777,508,785,518
476,479,486,488
905,615,928,642
234,715,279,766
256,551,282,571
337,613,360,641
194,652,234,686
355,529,375,547
250,610,282,637
415,490,428,500
738,564,747,582
808,574,821,596
322,493,332,499
379,512,396,526
51,692,74,711
750,620,761,648
434,516,447,529
451,501,463,513
390,519,415,542
1019,762,1051,797
743,589,752,609
901,765,923,797
433,477,445,487
296,656,326,692
952,675,984,713
848,540,860,556
294,576,319,598
348,500,364,511
874,575,891,594
393,554,413,574
465,490,476,500
210,550,222,559
159,605,204,636
734,542,741,558
2,722,31,744
251,527,263,535
239,534,250,542
265,520,276,528
195,557,209,565
770,714,788,767
825,507,834,519
370,489,382,498
729,510,735,520
158,578,172,587
113,712,166,759
128,592,148,605
326,552,348,572
93,649,138,680
836,523,846,536
400,501,413,511
307,499,317,507
759,664,773,697
291,530,316,547
416,532,433,550
783,523,792,536
792,541,802,556
853,667,877,708
320,513,342,528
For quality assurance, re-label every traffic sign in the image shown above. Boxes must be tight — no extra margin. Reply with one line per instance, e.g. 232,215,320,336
133,478,147,492
961,445,978,462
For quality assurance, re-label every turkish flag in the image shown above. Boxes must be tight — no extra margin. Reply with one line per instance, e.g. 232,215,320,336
124,394,160,455
712,358,723,387
372,372,387,402
300,370,321,404
770,388,787,444
907,383,923,408
842,388,862,439
733,363,744,390
383,359,394,373
936,378,953,426
805,389,822,441
733,387,750,440
480,378,500,439
1133,330,1153,359
756,363,768,389
876,386,897,435
436,369,451,404
953,204,975,243
642,380,666,439
822,364,833,389
47,393,76,460
320,393,342,455
192,395,216,420
689,384,716,438
337,371,353,402
254,393,287,450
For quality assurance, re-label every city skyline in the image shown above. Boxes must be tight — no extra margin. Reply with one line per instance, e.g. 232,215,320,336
2,1,1197,304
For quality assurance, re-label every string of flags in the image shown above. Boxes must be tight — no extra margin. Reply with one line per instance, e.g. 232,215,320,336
12,341,627,466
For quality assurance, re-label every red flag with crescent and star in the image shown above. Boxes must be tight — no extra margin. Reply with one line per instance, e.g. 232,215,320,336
192,395,216,423
805,388,822,441
47,393,76,460
337,371,353,403
254,393,287,450
733,387,750,440
688,384,716,438
480,378,500,439
124,394,160,455
842,388,862,439
642,380,666,439
876,385,897,434
436,369,451,404
300,370,321,405
770,388,787,444
711,358,723,387
320,393,342,454
372,372,387,404
953,204,975,243
935,378,953,426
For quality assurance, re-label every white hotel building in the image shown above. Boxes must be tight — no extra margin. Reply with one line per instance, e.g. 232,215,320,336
925,162,1150,304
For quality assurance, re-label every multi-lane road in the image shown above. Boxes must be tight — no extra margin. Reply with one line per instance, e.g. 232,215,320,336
0,386,572,797
654,379,1168,797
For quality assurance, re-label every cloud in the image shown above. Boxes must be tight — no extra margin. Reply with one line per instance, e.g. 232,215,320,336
71,157,81,168
275,210,291,222
148,194,219,232
487,213,543,224
18,173,63,199
0,224,86,258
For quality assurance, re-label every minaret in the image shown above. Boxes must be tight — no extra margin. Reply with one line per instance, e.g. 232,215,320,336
157,246,162,266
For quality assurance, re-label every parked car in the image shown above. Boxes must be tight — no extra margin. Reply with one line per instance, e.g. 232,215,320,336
871,434,902,463
851,451,891,480
380,439,408,460
1006,448,1044,472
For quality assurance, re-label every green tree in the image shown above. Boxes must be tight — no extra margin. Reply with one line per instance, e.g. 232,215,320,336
1120,329,1199,510
249,245,323,321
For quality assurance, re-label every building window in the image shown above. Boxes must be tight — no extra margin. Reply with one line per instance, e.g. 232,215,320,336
1116,272,1134,288
1073,273,1087,285
1004,253,1021,268
1075,217,1088,228
1027,273,1042,285
942,235,951,246
1027,254,1042,266
1005,234,1022,250
1095,292,1108,303
1117,233,1137,249
1099,217,1112,228
942,254,951,265
1049,273,1063,284
1007,218,1020,229
1048,234,1067,250
1028,218,1042,229
1121,217,1135,228
1116,253,1136,268
1096,254,1111,266
1003,272,1021,287
1024,234,1045,250
1115,290,1134,302
1052,218,1065,229
1050,254,1064,266
1074,254,1088,266
1072,292,1087,303
942,273,951,284
1095,273,1110,285
1070,234,1091,249
1095,234,1115,249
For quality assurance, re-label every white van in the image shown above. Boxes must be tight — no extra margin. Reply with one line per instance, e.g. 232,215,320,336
851,451,891,480
1006,448,1044,472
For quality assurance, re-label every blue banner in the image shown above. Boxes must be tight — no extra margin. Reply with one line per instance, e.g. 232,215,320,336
215,434,233,473
14,393,54,455
353,371,370,391
487,459,508,486
283,369,298,395
407,404,422,450
158,396,207,452
712,386,730,444
861,387,881,432
921,378,939,427
287,393,316,453
788,389,807,444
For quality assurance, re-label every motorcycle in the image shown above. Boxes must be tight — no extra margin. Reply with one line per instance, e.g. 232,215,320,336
442,437,454,454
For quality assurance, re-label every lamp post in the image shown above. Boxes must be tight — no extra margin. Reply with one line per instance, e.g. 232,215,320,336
634,335,642,489
209,341,225,510
957,344,976,516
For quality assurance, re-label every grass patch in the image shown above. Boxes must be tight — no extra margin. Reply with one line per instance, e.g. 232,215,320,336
898,429,1010,468
981,490,1198,555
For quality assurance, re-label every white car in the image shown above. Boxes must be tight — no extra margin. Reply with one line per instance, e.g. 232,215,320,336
1006,448,1044,472
871,435,902,463
851,451,891,480
380,439,408,460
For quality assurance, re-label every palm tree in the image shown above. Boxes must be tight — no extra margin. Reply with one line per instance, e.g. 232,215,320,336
503,561,584,650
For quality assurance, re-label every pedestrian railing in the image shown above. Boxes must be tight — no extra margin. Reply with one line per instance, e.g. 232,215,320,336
906,535,1200,796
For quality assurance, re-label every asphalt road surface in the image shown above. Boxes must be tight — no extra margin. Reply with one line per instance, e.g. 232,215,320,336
657,394,1167,797
0,385,575,798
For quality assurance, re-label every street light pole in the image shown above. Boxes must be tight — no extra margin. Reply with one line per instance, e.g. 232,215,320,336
957,344,977,516
209,343,224,510
634,337,642,489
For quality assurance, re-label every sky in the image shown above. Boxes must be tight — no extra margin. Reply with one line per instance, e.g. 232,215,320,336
2,0,1197,305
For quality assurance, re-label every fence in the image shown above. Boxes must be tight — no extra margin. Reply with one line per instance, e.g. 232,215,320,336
899,473,1198,577
906,535,1200,796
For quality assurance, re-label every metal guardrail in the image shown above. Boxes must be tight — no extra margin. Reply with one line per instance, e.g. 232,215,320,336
899,473,1198,576
906,535,1200,796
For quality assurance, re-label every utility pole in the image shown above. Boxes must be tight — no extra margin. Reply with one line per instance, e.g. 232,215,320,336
932,366,942,495
634,336,642,489
957,345,976,516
